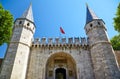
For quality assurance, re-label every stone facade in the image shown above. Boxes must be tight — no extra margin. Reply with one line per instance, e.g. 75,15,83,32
26,38,94,79
115,51,120,67
0,4,120,79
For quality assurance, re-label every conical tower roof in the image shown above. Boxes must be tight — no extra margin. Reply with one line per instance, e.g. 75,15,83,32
86,4,99,24
21,3,34,22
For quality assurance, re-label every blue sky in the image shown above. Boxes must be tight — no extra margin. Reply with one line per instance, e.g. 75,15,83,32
0,0,119,58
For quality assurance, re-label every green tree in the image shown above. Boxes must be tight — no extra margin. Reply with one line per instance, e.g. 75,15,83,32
111,34,120,50
0,4,13,46
113,3,120,32
111,3,120,50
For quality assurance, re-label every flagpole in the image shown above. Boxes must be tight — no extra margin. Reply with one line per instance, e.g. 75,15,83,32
59,29,61,43
59,26,65,43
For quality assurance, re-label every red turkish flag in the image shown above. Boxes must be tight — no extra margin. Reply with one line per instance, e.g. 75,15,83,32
60,27,65,34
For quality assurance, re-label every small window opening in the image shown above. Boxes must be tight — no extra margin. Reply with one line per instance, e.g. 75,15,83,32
90,24,93,27
27,23,30,26
98,22,100,25
19,21,22,24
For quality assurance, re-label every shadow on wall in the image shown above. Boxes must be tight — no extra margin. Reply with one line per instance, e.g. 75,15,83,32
0,59,3,68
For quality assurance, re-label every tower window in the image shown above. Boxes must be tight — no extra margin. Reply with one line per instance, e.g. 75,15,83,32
19,21,22,24
27,23,30,26
90,24,93,27
98,22,101,25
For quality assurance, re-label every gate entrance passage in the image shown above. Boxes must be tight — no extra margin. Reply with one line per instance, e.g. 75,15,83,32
55,68,66,79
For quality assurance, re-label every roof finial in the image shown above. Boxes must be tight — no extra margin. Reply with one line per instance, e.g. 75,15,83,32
86,4,99,24
21,3,34,22
85,3,88,7
30,2,32,7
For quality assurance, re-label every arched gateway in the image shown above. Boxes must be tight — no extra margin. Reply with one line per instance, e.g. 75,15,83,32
45,52,77,79
1,3,120,79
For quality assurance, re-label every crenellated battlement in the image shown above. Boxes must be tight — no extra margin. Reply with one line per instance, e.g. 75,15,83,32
32,37,89,47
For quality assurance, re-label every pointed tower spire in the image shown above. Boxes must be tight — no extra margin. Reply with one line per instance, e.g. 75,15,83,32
86,4,99,24
22,3,34,22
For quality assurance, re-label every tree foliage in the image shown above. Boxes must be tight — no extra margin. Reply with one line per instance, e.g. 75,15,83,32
113,3,120,32
0,4,13,46
111,34,120,50
111,3,120,50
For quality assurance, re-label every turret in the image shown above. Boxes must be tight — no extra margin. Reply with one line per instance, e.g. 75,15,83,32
84,4,108,46
84,4,120,79
0,4,35,79
13,3,35,46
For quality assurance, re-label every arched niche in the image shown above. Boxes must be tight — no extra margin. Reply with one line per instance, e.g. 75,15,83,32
45,52,77,79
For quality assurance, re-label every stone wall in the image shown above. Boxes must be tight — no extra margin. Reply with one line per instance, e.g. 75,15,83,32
115,51,120,67
26,43,94,79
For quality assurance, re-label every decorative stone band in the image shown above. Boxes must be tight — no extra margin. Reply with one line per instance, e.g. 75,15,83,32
14,18,36,27
84,19,106,34
10,41,30,47
31,43,89,49
14,24,34,34
13,18,36,34
90,41,111,48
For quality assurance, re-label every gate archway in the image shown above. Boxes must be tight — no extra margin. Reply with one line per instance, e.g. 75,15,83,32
45,52,77,79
